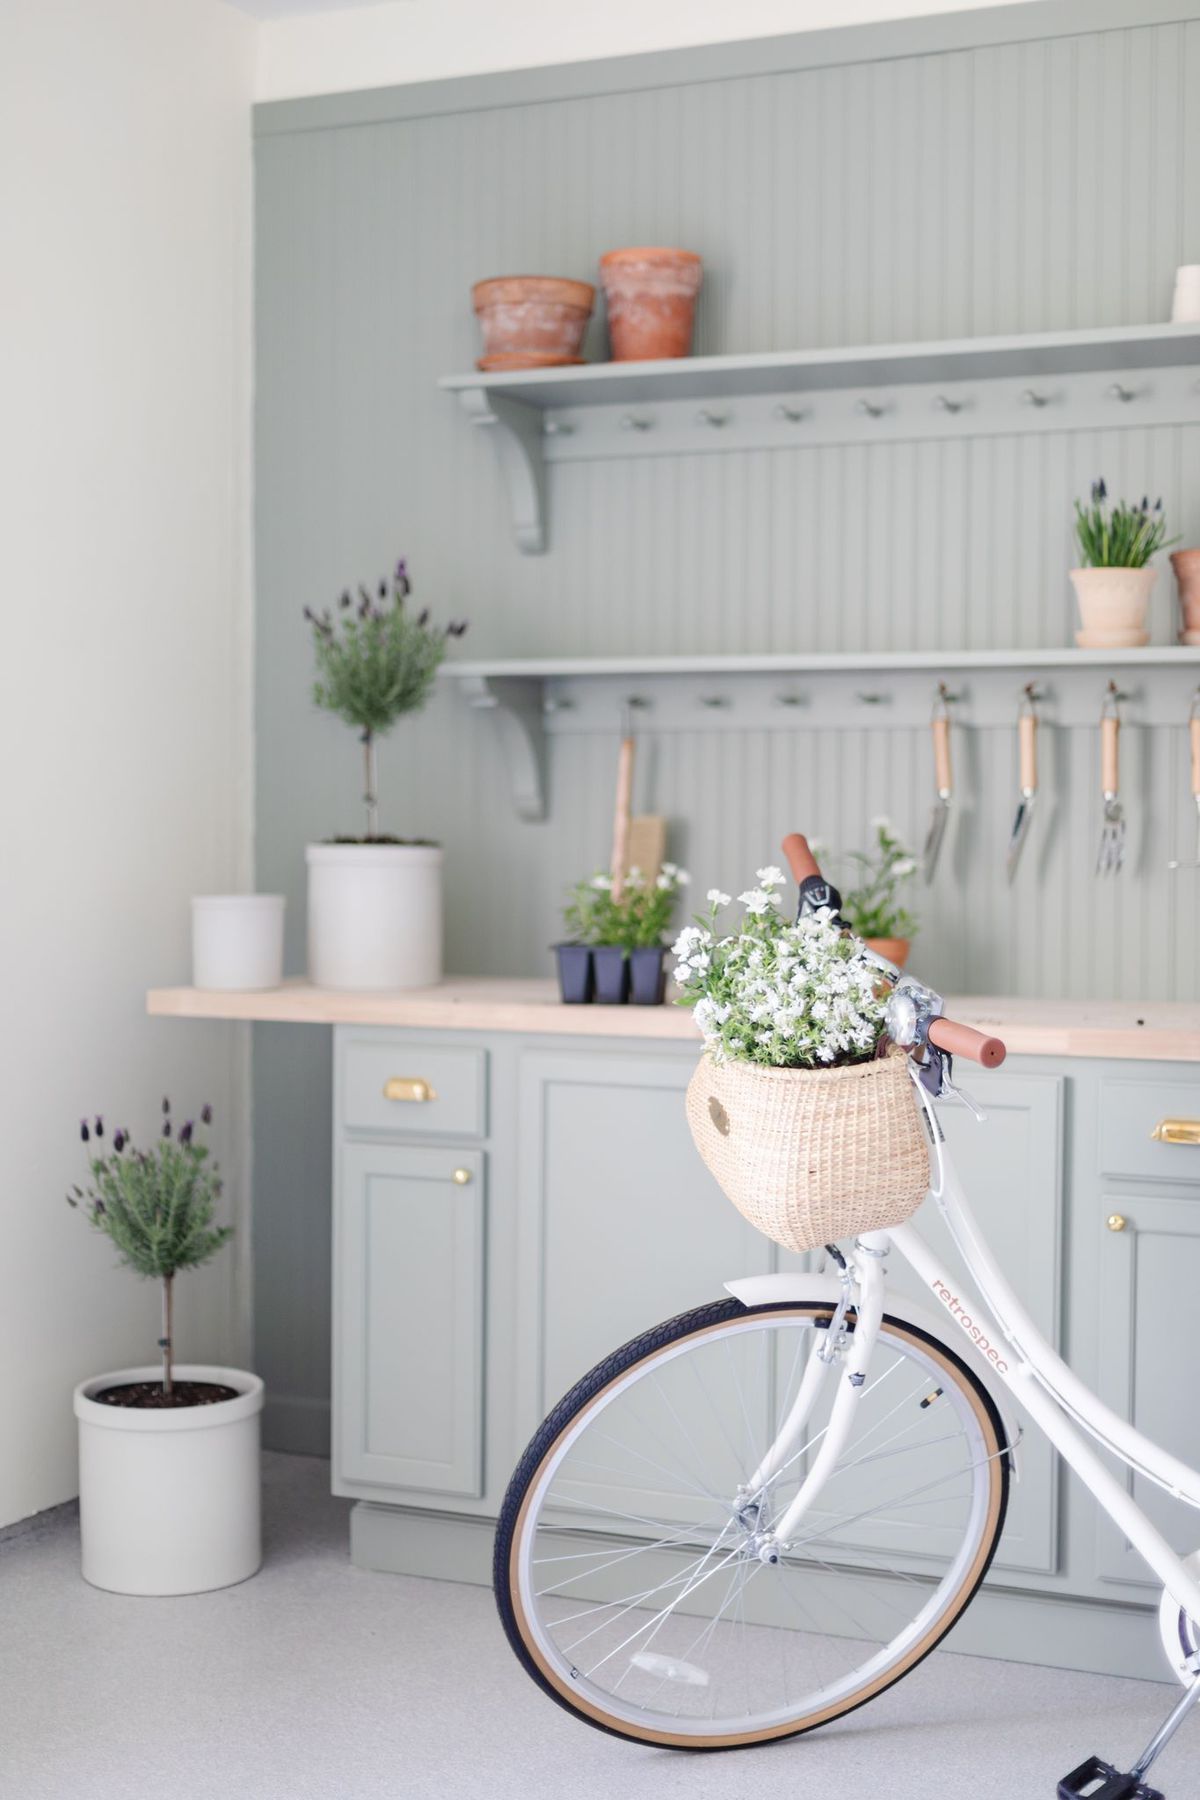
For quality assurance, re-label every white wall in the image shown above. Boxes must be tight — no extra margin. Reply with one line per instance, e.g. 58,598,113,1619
0,0,256,1527
255,0,1041,102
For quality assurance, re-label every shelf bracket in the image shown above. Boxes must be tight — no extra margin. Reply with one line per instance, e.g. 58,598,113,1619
457,388,546,554
458,674,546,820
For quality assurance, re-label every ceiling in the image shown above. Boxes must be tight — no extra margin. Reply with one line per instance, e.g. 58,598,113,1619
225,0,407,18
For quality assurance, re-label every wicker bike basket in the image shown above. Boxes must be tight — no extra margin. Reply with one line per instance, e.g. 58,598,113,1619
685,1046,930,1254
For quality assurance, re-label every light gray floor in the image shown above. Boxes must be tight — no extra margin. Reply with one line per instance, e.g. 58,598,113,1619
3,1452,1199,1800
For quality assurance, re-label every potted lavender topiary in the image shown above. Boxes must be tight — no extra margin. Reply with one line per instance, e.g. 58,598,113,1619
69,1102,263,1596
304,559,467,989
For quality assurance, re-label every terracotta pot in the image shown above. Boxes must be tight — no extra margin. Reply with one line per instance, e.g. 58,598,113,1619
865,937,910,970
472,276,594,370
1069,566,1157,649
1171,550,1200,646
599,248,703,362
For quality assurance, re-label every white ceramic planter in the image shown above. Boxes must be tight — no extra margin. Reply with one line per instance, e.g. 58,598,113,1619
306,843,443,990
191,895,285,991
1070,565,1157,648
74,1364,263,1596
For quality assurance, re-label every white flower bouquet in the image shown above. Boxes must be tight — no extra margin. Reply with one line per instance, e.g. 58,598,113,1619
673,867,887,1069
678,865,928,1253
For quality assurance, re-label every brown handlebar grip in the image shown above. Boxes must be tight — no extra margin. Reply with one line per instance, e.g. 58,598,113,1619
781,833,822,885
928,1018,1006,1068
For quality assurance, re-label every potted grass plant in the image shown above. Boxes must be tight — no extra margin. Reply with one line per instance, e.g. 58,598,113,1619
1071,480,1177,648
837,819,918,968
558,864,689,1004
304,560,467,990
68,1102,262,1596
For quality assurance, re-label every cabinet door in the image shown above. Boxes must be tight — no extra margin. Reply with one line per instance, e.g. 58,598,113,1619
335,1143,484,1498
884,1072,1065,1577
514,1049,773,1444
1095,1189,1200,1588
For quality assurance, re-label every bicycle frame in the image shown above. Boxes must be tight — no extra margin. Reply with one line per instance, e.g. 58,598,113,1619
737,1084,1200,1634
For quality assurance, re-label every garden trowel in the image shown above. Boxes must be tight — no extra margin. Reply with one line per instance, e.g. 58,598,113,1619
922,690,954,883
1005,691,1039,881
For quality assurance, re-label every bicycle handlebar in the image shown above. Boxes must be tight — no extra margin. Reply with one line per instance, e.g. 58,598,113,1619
780,831,1007,1070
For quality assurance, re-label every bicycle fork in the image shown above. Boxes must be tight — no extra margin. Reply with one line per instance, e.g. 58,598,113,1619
735,1233,890,1563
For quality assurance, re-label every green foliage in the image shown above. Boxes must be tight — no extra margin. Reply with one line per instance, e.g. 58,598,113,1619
839,818,918,941
307,562,462,739
564,864,689,950
1073,479,1177,569
68,1106,230,1283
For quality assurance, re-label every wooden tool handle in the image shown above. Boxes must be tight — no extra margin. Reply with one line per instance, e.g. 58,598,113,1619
928,1018,1007,1068
781,833,822,885
1101,713,1120,794
1191,716,1200,799
932,714,953,793
1019,711,1038,792
610,736,635,901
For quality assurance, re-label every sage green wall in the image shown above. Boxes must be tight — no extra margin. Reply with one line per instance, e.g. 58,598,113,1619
253,1,1200,1447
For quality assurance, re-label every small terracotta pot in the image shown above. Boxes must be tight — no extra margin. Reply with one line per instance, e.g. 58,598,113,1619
599,248,703,362
1069,566,1157,649
472,277,595,370
865,937,910,970
1171,550,1200,646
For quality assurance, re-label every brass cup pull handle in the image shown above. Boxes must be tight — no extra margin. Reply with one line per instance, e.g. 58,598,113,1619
1107,1213,1128,1233
383,1077,438,1104
1151,1118,1200,1146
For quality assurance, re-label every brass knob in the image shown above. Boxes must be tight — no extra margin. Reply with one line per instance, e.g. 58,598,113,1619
452,1167,472,1186
1107,1213,1127,1233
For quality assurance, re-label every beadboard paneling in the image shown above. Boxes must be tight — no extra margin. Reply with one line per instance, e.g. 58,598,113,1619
252,8,1200,1432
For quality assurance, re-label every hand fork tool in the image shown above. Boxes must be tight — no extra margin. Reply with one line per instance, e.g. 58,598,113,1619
1095,685,1125,877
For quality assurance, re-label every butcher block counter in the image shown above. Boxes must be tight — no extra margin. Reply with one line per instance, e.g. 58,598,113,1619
147,978,1199,1061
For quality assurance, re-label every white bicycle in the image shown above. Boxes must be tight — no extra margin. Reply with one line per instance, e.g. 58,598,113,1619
495,835,1200,1799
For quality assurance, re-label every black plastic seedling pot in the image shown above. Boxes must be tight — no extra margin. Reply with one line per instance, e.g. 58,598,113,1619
591,945,630,1004
628,945,668,1005
553,942,594,1004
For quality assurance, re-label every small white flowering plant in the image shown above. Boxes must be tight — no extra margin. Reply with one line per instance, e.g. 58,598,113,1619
839,818,918,941
564,864,690,950
673,866,887,1069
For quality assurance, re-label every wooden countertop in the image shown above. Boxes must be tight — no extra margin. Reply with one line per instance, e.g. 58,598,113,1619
146,978,1200,1062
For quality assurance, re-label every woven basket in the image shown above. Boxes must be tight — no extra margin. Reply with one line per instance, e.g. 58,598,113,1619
685,1047,929,1253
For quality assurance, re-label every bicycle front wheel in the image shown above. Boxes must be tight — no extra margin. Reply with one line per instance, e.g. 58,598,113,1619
496,1297,1009,1749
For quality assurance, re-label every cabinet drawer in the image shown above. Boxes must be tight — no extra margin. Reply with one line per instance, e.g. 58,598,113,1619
339,1036,487,1138
1099,1076,1200,1183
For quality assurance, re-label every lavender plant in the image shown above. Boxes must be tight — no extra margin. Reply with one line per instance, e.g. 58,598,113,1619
305,559,468,840
1073,480,1177,569
67,1101,230,1396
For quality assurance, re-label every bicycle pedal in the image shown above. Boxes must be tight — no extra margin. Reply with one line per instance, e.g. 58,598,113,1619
1057,1756,1163,1800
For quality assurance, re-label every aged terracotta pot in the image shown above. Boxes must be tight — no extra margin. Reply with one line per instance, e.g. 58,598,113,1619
599,247,703,361
472,276,595,370
1069,566,1156,649
865,937,910,970
1171,550,1200,645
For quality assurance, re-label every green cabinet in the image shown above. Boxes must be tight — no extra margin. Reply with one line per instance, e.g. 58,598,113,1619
334,1139,485,1500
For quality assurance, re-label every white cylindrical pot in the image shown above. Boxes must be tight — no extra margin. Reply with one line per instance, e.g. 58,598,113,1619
74,1364,263,1596
306,843,443,990
191,895,285,991
1171,264,1200,324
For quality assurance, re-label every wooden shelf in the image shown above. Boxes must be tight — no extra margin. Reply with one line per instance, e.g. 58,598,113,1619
444,647,1200,818
441,323,1200,552
442,646,1200,681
